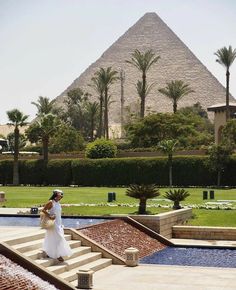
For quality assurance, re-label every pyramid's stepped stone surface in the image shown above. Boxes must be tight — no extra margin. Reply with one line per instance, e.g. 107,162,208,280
56,12,233,124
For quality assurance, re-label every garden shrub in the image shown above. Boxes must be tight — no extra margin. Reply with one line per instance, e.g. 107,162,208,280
85,138,117,159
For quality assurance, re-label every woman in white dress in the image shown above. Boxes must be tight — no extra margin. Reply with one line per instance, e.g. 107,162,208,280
42,189,72,262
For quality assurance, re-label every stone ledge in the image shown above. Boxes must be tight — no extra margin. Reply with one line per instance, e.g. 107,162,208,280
173,226,236,240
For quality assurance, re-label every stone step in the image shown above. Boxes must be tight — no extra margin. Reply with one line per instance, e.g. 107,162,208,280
35,246,91,267
61,258,113,283
6,231,45,246
24,249,44,260
24,240,82,260
13,234,71,253
47,252,102,274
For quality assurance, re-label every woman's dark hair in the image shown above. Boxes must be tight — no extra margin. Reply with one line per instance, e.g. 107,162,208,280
49,189,63,200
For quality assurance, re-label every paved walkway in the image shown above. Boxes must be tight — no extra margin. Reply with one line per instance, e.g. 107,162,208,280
92,264,236,290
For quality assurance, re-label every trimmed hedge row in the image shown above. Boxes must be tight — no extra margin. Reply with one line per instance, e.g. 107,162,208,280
0,156,235,186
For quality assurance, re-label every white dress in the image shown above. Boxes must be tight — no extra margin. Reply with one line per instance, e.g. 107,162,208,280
42,200,72,259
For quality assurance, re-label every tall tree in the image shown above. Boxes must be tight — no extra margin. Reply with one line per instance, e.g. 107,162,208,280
158,139,178,186
94,67,118,139
215,46,236,121
158,80,194,113
207,144,232,187
26,114,61,162
90,75,105,138
64,88,87,131
31,96,56,116
85,101,99,141
6,109,29,185
126,49,160,118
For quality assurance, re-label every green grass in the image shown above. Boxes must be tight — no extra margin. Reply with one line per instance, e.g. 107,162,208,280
2,186,236,207
189,209,236,227
1,186,236,226
61,206,169,216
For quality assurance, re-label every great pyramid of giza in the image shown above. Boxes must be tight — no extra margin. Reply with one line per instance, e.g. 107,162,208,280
56,12,233,134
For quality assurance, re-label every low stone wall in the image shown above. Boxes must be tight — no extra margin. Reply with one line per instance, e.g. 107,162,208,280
130,208,192,239
173,226,236,241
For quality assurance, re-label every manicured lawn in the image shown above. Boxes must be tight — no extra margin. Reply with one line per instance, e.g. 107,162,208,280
1,186,236,207
189,209,236,227
1,186,236,226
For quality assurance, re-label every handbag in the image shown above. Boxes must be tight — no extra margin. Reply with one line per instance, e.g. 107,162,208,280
40,212,55,229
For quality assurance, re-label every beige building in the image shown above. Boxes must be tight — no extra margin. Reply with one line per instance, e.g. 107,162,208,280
207,103,236,144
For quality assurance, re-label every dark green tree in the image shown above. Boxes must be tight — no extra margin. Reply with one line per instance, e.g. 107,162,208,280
126,184,160,214
85,101,99,141
6,109,29,185
207,144,232,186
221,119,236,149
93,67,118,139
126,112,213,149
26,114,62,162
90,74,105,138
49,124,84,153
64,88,88,132
158,139,178,186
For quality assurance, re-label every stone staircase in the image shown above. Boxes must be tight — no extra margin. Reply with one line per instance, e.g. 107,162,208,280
5,229,113,287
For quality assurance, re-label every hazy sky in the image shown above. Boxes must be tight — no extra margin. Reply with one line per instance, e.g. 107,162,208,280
0,0,236,124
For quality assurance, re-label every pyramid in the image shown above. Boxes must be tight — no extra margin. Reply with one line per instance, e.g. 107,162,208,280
55,12,233,133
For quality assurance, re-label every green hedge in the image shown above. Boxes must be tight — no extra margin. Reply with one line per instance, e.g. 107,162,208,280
71,158,169,186
19,160,46,185
0,160,13,185
46,160,72,186
0,156,236,186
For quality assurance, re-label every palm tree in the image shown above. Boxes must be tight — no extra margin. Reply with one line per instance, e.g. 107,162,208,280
215,46,236,121
94,67,118,139
164,189,190,209
31,96,56,116
90,75,105,138
158,139,178,186
64,88,86,131
26,114,61,162
158,80,194,113
126,49,160,118
135,80,155,112
7,109,29,185
86,101,99,141
126,184,160,214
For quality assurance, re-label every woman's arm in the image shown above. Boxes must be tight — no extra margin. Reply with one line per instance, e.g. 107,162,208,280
41,201,54,219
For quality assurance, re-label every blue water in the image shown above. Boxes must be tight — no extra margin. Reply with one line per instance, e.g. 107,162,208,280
141,247,236,268
0,216,109,228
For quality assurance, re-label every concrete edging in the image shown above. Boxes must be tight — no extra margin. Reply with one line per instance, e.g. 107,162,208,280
173,225,236,241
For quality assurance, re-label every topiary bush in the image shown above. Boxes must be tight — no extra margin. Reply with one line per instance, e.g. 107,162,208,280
85,138,117,159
